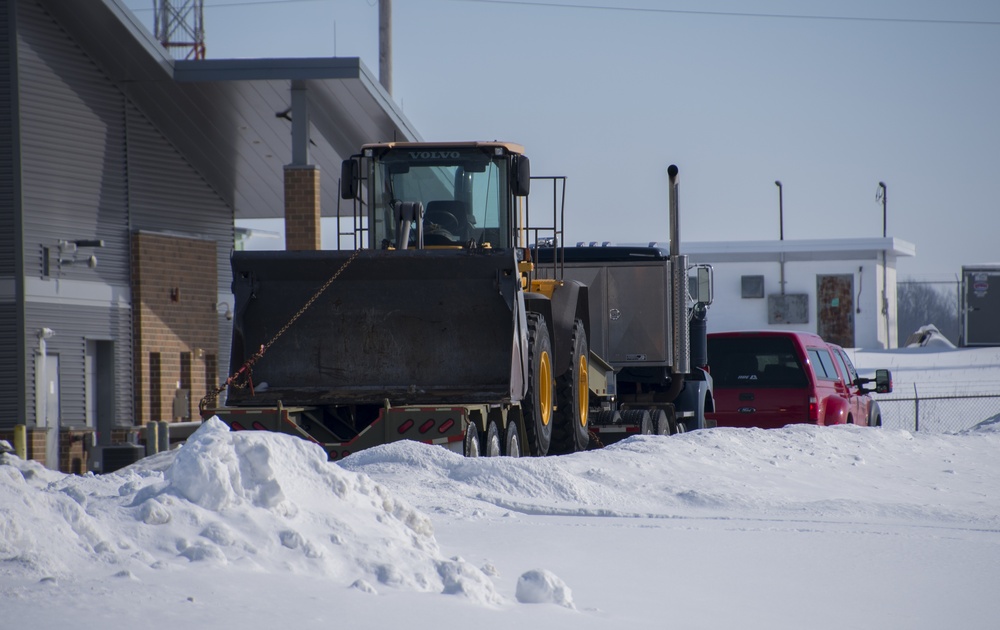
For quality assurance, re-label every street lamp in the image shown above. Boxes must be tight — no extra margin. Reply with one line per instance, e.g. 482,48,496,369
877,181,889,346
775,180,784,240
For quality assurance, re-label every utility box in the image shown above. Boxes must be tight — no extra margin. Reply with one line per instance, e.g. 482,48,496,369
962,265,1000,346
90,444,145,474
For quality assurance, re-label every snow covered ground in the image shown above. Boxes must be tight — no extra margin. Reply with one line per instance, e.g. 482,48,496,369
2,347,999,629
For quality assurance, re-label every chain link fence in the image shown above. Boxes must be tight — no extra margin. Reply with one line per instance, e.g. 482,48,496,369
873,392,1000,433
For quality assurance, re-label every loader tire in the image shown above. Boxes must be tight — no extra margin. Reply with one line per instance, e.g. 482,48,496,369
523,313,553,456
550,319,590,454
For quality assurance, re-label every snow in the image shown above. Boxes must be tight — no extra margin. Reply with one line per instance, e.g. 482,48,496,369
3,349,1000,629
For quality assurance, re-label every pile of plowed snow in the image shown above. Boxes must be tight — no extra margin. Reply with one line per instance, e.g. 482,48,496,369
0,418,500,604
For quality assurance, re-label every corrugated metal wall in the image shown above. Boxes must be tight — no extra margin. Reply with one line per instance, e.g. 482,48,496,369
18,0,129,285
0,0,20,426
16,0,131,429
0,0,15,277
8,0,233,431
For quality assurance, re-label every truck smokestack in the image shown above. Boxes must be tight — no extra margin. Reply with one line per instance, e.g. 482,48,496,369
668,164,679,258
668,164,690,375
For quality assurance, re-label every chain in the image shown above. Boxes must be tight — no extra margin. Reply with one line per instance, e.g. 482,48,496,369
199,248,363,416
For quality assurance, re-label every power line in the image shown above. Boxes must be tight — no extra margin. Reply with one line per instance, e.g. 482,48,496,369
454,0,1000,27
130,0,332,11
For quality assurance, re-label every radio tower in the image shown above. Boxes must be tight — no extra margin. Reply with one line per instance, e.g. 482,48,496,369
153,0,206,60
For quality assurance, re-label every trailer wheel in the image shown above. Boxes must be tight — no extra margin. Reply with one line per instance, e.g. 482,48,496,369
651,408,673,436
551,319,590,454
464,423,482,457
623,409,653,435
523,313,553,456
503,420,522,457
484,419,502,457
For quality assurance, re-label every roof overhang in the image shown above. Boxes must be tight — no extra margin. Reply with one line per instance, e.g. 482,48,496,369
37,0,422,220
681,238,916,263
615,238,916,264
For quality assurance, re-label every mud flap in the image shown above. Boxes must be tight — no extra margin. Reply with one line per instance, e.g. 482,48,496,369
227,248,521,407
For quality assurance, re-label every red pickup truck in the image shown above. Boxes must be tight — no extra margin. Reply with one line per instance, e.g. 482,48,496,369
706,331,892,429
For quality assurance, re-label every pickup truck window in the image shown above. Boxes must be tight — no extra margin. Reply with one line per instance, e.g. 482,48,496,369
708,336,808,388
807,348,840,381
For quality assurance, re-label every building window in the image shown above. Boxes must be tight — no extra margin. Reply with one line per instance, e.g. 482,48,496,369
742,275,765,299
205,354,218,394
149,352,161,422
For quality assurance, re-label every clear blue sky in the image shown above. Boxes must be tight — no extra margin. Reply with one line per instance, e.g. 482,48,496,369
122,0,1000,281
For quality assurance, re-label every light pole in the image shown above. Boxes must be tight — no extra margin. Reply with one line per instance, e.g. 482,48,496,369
877,181,889,346
775,180,785,294
878,181,887,237
775,180,784,240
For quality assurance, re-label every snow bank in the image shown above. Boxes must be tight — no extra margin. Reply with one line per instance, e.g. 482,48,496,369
0,419,500,604
342,424,1000,528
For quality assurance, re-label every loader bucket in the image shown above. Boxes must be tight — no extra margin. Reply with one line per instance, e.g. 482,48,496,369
226,248,521,407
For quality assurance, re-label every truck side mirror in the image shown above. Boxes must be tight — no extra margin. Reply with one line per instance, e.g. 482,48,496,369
696,265,713,306
340,158,360,199
511,155,530,197
875,368,892,394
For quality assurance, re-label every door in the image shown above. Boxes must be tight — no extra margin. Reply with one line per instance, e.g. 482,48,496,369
817,274,855,347
42,354,60,469
964,270,1000,345
86,340,115,446
830,346,866,425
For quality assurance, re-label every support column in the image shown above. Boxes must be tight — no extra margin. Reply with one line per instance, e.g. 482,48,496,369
284,166,321,251
283,82,321,250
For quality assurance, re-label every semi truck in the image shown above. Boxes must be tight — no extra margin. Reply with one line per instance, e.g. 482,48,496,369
201,142,713,458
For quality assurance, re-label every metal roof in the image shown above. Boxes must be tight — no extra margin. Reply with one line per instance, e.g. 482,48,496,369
38,0,422,220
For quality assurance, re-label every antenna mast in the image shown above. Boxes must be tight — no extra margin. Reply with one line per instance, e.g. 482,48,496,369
153,0,206,60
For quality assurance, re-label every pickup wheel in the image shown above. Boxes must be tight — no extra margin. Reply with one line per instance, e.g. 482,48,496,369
550,319,590,454
483,419,502,457
523,313,553,456
869,402,882,428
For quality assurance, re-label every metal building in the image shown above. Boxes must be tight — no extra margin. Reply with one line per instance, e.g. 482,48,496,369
1,0,419,471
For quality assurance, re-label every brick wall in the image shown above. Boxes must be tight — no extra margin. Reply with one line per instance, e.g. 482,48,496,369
0,427,48,465
132,232,219,426
284,165,321,251
59,429,94,475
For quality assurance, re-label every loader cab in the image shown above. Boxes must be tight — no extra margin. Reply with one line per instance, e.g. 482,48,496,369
341,142,530,250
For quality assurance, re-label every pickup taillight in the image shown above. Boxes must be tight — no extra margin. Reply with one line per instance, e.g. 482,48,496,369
808,396,819,422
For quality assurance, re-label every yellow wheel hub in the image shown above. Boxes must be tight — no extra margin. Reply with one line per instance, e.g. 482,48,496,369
577,354,589,428
539,351,552,426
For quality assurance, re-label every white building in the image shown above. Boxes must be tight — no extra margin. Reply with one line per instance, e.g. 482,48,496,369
677,238,915,349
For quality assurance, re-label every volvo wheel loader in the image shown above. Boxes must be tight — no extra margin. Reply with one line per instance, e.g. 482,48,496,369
202,142,706,460
203,142,603,459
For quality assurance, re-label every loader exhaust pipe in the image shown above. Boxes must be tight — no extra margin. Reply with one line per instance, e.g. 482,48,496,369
668,165,691,376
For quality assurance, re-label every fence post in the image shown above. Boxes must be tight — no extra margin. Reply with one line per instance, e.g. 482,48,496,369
913,383,920,432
